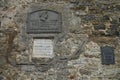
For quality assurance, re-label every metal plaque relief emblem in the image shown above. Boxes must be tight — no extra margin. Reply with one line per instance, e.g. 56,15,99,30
27,10,62,33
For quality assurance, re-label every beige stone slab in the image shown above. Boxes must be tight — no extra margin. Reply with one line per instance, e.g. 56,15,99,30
32,39,54,58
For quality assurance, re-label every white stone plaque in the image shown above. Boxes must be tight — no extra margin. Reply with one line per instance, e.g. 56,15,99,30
32,39,54,58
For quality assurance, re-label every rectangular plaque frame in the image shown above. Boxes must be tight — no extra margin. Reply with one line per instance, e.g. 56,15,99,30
26,9,62,33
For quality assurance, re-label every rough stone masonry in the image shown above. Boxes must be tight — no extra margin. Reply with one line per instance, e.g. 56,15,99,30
0,0,120,80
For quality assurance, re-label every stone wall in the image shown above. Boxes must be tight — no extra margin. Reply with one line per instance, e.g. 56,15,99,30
0,0,120,80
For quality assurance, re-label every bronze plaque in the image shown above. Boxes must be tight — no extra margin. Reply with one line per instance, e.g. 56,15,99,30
26,10,62,33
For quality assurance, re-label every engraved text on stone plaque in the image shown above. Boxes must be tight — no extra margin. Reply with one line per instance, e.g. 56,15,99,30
32,39,54,58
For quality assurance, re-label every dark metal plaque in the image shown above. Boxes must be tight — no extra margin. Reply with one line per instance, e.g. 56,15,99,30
0,0,3,7
101,46,115,65
26,10,62,33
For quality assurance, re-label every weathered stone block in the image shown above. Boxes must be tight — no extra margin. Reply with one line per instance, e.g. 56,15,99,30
0,56,6,66
110,20,118,24
0,75,4,80
102,15,110,20
83,15,96,21
84,41,101,58
94,24,106,30
79,69,91,75
21,64,35,72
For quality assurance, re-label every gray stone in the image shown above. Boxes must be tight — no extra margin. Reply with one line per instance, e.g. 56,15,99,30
97,4,108,11
70,1,93,6
84,41,101,58
83,15,96,21
102,15,110,20
37,67,49,72
110,20,118,24
0,33,3,37
0,76,4,80
79,69,91,75
106,24,120,36
96,0,120,4
56,70,68,80
77,1,93,6
0,56,6,65
75,11,87,16
115,5,120,11
109,5,120,11
21,64,35,72
94,24,106,30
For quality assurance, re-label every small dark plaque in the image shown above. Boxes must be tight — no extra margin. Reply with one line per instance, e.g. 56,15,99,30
101,46,115,65
0,0,3,7
26,9,62,33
